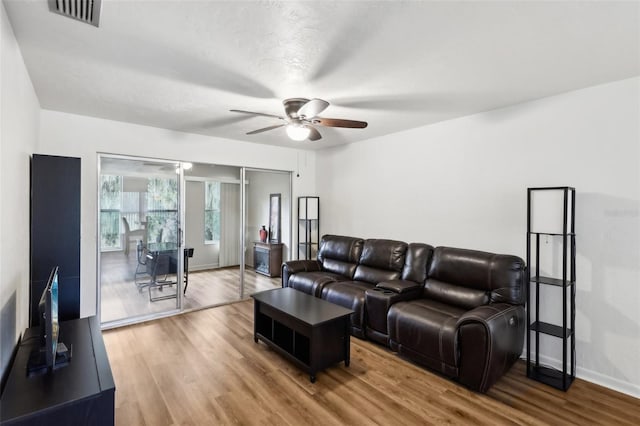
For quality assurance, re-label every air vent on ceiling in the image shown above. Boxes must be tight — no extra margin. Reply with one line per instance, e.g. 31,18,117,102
48,0,102,27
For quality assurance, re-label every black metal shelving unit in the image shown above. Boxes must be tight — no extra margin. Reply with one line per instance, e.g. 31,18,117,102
298,196,319,260
526,186,576,391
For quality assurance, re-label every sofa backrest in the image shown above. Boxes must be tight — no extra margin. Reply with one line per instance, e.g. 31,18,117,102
353,239,408,284
402,243,434,283
317,235,364,279
424,246,525,309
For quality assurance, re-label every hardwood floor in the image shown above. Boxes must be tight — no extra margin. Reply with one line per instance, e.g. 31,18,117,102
185,267,280,309
103,301,640,425
100,250,279,323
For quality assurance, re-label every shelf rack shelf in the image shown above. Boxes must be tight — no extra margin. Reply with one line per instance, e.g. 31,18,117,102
530,276,575,287
526,186,576,391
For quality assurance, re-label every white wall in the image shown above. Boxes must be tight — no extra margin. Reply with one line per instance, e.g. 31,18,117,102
245,170,292,267
37,110,316,319
0,2,40,380
316,77,640,397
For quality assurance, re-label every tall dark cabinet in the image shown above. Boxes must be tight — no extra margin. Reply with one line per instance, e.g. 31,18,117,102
298,196,319,260
30,154,81,326
526,186,576,391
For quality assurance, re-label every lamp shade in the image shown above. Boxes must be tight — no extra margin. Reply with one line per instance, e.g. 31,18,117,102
286,124,310,141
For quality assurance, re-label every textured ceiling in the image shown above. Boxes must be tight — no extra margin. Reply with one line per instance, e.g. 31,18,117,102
4,0,639,149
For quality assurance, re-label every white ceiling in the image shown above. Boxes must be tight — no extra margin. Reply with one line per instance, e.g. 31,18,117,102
4,0,639,150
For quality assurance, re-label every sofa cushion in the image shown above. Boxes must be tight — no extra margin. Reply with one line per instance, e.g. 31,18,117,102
401,243,434,283
317,235,364,279
321,281,375,336
287,271,344,297
427,247,525,305
353,239,407,284
388,299,466,370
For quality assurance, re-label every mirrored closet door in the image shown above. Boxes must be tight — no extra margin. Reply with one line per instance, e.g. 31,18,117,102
98,155,184,326
182,163,243,308
242,168,292,298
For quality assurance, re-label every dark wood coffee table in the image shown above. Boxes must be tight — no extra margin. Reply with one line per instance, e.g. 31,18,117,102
251,288,353,383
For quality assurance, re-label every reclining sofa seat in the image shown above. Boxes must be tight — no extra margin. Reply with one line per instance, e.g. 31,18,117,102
320,238,409,338
387,246,526,392
281,235,364,297
281,235,413,338
364,242,434,345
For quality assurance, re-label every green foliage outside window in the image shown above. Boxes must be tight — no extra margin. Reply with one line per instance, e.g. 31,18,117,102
147,178,178,243
205,181,221,243
100,175,121,250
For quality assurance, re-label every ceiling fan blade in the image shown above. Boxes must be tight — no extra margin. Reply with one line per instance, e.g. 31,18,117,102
246,124,285,135
312,118,368,128
306,125,322,141
230,109,285,120
297,98,330,119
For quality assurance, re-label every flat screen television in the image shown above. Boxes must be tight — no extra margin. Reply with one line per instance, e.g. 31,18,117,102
27,266,70,375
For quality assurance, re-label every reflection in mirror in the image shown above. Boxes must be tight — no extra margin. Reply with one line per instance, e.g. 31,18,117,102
99,156,180,326
183,164,288,304
269,193,281,243
244,170,291,297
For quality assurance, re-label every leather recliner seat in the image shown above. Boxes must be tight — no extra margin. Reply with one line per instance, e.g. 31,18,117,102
320,238,409,338
282,235,364,297
388,246,525,392
281,234,525,393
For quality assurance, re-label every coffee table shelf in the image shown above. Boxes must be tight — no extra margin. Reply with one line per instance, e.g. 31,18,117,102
252,288,353,383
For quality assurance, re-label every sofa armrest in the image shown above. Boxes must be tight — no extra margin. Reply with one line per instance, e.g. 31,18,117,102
456,303,525,392
376,279,422,294
365,284,422,340
281,260,322,288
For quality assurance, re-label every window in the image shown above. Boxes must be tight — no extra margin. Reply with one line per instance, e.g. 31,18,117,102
204,181,221,243
100,175,122,250
146,178,178,243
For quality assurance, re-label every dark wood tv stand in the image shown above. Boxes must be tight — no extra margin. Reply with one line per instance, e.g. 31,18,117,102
0,316,115,425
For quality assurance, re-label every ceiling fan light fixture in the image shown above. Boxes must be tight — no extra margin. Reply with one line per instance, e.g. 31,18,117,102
175,162,193,173
231,97,367,142
286,124,310,141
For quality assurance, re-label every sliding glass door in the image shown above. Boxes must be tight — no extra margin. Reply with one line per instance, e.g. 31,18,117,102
97,156,291,327
98,155,184,326
242,168,292,298
182,163,243,309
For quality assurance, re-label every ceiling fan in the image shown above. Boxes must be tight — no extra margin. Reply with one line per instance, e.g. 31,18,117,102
230,98,367,141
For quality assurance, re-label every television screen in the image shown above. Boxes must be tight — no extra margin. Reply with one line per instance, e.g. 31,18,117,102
28,266,61,375
43,266,60,369
48,267,59,368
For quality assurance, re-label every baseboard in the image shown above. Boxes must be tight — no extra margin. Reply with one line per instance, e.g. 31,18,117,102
188,263,220,272
576,366,640,399
520,354,640,398
188,264,244,272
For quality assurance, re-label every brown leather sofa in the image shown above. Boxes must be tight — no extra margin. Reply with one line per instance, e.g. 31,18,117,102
281,234,525,392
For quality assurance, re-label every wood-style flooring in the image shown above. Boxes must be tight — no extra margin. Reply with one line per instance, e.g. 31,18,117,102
100,250,279,323
103,300,640,425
